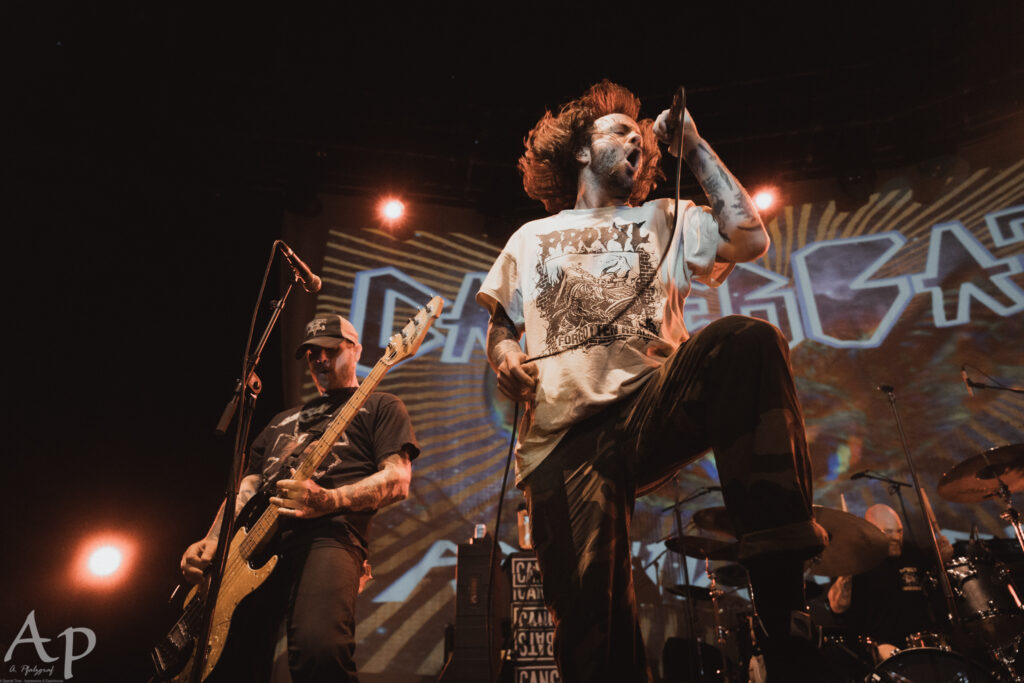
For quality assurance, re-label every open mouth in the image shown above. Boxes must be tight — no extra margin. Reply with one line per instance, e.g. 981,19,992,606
626,149,641,173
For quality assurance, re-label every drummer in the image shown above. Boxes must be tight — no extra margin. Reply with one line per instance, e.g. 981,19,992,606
827,504,954,657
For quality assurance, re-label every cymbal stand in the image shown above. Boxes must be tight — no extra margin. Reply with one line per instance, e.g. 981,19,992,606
706,560,732,682
878,385,962,630
664,487,718,682
986,477,1024,556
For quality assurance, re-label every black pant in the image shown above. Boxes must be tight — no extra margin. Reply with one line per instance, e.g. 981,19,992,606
211,536,363,683
524,316,826,683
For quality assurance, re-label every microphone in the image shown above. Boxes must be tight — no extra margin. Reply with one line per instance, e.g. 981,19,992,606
279,241,322,293
849,470,871,480
667,86,687,131
961,367,974,397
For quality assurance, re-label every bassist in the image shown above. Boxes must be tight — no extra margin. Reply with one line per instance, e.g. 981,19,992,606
180,313,419,683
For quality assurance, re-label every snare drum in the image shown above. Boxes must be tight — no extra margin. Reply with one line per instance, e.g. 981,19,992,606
863,647,997,682
945,555,1024,647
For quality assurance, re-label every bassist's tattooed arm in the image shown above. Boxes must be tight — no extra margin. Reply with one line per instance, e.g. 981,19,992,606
272,451,413,519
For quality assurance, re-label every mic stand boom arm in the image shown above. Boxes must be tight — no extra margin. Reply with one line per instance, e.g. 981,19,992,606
855,471,918,547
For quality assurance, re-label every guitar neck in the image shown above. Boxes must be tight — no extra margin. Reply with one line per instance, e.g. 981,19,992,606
237,358,392,560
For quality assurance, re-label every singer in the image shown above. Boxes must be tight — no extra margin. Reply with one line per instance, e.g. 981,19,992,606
179,313,419,682
476,80,828,682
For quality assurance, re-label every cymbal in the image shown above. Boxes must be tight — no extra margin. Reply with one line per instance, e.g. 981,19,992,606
691,505,890,576
806,505,890,577
665,584,750,610
709,563,748,588
665,535,739,561
692,507,735,537
937,444,1024,503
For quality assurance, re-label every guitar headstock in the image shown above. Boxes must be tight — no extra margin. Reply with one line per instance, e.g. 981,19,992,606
381,296,444,366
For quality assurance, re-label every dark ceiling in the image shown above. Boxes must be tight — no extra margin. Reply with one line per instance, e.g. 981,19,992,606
17,3,1024,221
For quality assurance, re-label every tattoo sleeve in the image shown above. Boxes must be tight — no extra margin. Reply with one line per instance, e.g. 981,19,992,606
333,452,412,513
486,304,523,371
685,139,763,239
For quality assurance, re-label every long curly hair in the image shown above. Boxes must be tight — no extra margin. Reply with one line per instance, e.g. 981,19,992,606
518,80,663,213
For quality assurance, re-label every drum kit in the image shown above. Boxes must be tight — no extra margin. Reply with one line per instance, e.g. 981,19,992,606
661,444,1024,682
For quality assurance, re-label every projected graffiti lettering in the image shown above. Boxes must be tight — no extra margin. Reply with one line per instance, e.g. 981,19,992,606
350,267,448,375
793,233,914,348
718,262,805,346
986,205,1024,247
911,221,1024,327
436,273,491,364
348,213,1023,364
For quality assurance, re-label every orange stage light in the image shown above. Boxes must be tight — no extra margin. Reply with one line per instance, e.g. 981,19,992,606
380,198,405,222
72,532,136,589
753,189,777,211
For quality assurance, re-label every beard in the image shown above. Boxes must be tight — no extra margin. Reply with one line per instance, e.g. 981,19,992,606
588,145,635,199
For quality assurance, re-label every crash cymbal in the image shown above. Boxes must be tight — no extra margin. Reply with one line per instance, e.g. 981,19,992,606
692,506,735,537
665,585,751,611
806,505,890,577
665,535,739,561
937,444,1024,503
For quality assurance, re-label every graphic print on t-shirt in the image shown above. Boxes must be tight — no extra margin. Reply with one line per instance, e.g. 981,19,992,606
534,220,661,352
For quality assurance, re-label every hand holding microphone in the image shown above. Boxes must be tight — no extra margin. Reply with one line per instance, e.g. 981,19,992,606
653,86,696,157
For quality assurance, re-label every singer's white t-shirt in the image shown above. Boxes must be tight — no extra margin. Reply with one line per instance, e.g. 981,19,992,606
476,198,732,484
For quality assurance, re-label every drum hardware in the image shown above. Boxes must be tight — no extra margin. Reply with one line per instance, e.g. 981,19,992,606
862,647,1000,682
943,554,1024,649
663,486,728,682
938,444,1024,556
904,630,950,651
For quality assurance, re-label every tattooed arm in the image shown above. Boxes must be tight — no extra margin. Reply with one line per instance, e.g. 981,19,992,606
654,108,769,263
485,303,537,402
273,451,413,519
180,473,262,583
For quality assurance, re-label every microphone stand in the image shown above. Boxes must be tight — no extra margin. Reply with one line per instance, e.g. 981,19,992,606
877,385,961,636
190,264,300,683
852,471,918,548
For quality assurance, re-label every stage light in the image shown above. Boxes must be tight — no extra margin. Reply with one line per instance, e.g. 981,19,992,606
380,198,405,222
754,189,777,211
72,533,135,589
87,546,122,577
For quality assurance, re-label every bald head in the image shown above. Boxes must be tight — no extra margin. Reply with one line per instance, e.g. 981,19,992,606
866,504,903,556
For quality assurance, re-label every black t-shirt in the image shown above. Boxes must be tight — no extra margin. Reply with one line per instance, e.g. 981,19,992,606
841,545,940,644
244,388,419,554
